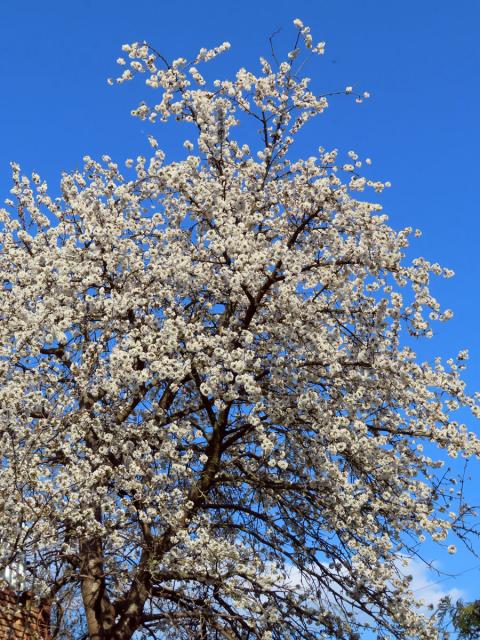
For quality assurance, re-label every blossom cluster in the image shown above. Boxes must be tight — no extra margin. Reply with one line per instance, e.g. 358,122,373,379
0,19,477,640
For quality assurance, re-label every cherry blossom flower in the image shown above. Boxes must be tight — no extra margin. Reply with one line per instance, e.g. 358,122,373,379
0,19,477,640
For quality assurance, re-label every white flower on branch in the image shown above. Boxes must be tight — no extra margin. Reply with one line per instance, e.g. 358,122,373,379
0,19,477,640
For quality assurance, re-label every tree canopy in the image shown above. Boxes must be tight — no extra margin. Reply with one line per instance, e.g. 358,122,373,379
436,596,480,639
0,19,479,640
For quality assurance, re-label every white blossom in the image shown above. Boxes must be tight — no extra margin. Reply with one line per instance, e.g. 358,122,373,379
0,20,476,640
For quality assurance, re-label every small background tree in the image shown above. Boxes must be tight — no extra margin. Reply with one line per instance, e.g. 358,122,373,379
435,597,480,639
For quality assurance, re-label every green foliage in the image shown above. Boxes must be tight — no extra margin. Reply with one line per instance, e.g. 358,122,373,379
436,596,480,639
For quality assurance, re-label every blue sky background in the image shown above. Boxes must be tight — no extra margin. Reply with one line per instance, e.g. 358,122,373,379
1,0,480,619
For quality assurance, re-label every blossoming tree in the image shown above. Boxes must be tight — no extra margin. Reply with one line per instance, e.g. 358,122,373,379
0,19,479,640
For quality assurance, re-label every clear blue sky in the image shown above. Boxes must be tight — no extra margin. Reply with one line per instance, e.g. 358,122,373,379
1,0,480,614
